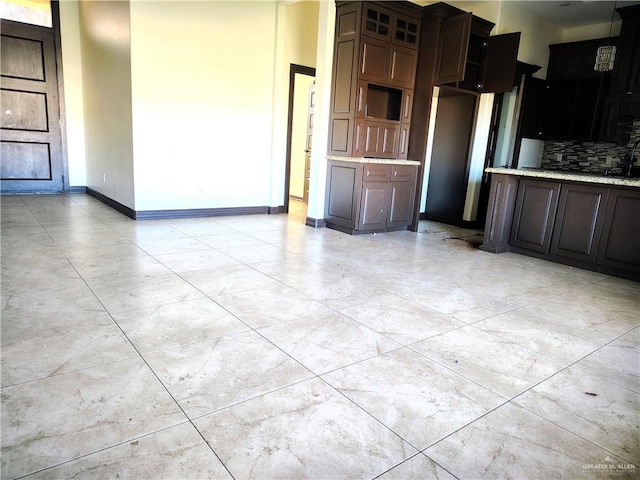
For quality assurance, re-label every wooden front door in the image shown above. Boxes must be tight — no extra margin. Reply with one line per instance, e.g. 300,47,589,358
1,19,64,193
303,84,314,203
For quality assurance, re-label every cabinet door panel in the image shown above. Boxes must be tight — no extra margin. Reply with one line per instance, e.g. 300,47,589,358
389,44,417,89
435,12,472,85
481,32,520,93
326,164,360,223
360,36,390,84
393,13,420,49
597,188,640,272
398,124,410,160
388,182,415,227
359,182,389,230
550,184,608,262
361,3,393,42
510,179,560,253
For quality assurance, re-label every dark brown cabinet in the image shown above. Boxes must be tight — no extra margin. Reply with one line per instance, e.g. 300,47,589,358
599,5,640,143
482,174,640,279
597,188,640,274
510,179,561,253
328,1,420,159
541,38,614,141
550,184,609,262
325,159,417,234
434,11,520,94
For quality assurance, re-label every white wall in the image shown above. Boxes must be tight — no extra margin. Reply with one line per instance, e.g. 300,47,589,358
129,1,278,211
78,0,135,208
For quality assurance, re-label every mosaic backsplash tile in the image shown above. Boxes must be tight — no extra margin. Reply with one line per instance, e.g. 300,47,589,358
541,121,640,174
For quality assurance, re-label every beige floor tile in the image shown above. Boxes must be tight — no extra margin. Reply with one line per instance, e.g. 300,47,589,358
322,348,504,449
144,330,314,418
194,378,417,480
376,453,456,480
1,359,186,478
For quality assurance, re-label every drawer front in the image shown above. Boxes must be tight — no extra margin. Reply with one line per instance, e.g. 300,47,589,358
363,164,391,182
391,165,417,182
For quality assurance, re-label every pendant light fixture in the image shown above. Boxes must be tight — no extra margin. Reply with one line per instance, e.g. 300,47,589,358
594,1,617,72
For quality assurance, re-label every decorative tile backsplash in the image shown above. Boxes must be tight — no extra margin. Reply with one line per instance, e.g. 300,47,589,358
541,120,640,174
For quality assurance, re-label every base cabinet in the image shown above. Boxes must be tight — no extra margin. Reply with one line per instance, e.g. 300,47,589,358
325,160,417,234
481,174,640,280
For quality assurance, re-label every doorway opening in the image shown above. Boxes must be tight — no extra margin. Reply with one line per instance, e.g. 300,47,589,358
423,87,478,226
284,64,315,217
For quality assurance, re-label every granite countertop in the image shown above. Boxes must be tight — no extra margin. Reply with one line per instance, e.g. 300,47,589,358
486,167,640,188
327,156,421,166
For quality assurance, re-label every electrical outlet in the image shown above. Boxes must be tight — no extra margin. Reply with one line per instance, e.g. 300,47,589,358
556,153,563,162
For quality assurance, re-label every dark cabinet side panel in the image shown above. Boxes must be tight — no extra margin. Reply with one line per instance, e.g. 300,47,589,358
510,179,561,253
326,164,359,222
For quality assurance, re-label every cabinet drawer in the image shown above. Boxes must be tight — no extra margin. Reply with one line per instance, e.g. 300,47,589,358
363,164,391,182
391,165,416,182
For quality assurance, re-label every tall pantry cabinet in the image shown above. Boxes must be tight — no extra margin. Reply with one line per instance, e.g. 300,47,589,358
328,1,422,159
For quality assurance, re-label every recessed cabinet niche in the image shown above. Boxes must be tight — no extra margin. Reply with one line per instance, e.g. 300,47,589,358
328,1,421,159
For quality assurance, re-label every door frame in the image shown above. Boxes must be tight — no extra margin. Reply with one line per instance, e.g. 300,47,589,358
0,1,69,194
284,63,315,213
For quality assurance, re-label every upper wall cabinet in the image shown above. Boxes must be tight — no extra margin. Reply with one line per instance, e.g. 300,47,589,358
328,1,421,159
434,12,520,93
599,5,640,144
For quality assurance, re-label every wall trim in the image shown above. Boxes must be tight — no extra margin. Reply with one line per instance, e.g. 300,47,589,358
86,188,136,219
305,217,326,228
267,205,286,214
135,206,268,220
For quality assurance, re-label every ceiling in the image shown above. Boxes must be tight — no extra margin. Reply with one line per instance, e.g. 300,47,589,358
423,1,640,29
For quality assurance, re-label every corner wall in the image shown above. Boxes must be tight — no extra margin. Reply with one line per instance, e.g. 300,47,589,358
78,0,135,208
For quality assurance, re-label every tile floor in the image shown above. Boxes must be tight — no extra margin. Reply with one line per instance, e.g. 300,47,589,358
1,194,638,480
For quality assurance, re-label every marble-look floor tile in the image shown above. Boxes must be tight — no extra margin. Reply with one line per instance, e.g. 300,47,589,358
181,264,282,297
411,326,562,398
217,243,293,265
322,348,504,449
134,236,211,256
474,307,602,365
1,313,138,386
259,311,400,375
194,378,417,480
213,284,331,329
339,295,466,345
196,232,267,249
1,283,107,327
376,453,456,480
85,272,204,315
426,402,636,480
68,252,172,280
1,359,186,479
22,422,232,480
515,366,639,463
574,328,640,393
144,330,313,418
402,284,520,324
153,249,241,273
112,298,248,353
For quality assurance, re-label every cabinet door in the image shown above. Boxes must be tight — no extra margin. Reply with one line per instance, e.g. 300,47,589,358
354,119,399,158
550,184,609,263
596,188,640,273
326,162,361,228
359,36,390,85
392,13,420,49
435,12,472,85
359,182,389,230
510,179,561,253
519,76,546,140
389,44,417,89
398,124,410,159
480,32,521,93
388,181,416,228
361,3,393,42
401,89,413,123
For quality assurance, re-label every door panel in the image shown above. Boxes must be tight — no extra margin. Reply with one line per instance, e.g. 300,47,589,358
359,182,389,230
435,13,472,85
481,32,521,93
1,20,64,193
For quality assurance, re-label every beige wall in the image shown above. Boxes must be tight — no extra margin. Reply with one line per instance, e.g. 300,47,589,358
58,0,86,188
78,0,135,208
129,1,278,211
